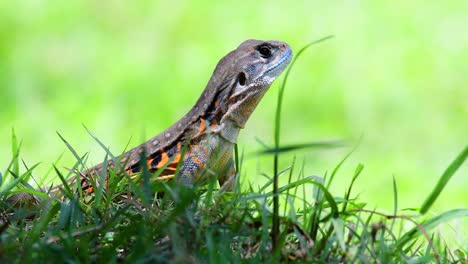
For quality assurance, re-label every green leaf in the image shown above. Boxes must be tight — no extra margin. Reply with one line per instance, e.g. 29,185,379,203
7,188,49,200
341,163,363,213
326,141,360,189
331,218,346,251
0,163,40,195
390,175,398,232
256,141,342,156
57,132,86,167
29,201,61,241
271,176,339,218
396,208,468,250
420,145,468,214
11,128,20,177
83,125,121,169
272,36,334,251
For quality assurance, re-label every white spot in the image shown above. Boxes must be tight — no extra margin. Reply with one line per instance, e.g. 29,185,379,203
165,132,171,138
152,139,159,146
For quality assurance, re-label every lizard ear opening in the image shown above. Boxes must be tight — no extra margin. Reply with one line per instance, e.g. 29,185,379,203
237,72,247,86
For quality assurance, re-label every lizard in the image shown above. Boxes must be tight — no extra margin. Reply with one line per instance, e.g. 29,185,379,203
7,39,292,204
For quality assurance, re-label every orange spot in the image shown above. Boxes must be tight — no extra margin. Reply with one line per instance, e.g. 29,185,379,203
192,156,203,167
214,100,222,114
199,119,206,132
85,186,94,194
210,119,218,130
146,158,153,169
174,152,181,163
156,151,170,168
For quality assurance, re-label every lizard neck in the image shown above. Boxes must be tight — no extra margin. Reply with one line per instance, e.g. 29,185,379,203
217,119,241,144
220,84,270,129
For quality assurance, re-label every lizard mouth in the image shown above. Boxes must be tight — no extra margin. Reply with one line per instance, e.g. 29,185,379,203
263,47,293,81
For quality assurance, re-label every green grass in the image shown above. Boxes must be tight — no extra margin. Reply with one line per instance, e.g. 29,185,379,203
1,130,467,263
1,42,467,262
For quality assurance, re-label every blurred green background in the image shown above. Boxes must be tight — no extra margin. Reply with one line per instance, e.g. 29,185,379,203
1,1,466,223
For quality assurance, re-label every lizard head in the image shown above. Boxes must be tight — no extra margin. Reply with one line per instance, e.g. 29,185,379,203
214,39,293,128
229,39,292,89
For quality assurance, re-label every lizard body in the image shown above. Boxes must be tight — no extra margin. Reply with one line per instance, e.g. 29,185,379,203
14,39,292,201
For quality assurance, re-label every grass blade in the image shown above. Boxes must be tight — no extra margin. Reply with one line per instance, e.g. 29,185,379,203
396,208,468,251
83,125,120,169
0,163,40,196
341,163,363,213
8,188,49,200
390,175,398,232
271,177,339,218
2,129,23,182
326,139,360,189
11,128,20,178
420,145,468,214
255,140,342,156
57,132,87,171
272,35,334,251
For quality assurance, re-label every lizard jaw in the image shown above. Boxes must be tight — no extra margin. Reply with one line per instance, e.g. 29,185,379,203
262,47,293,83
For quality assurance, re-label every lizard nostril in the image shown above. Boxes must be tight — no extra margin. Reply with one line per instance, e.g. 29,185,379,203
280,43,286,50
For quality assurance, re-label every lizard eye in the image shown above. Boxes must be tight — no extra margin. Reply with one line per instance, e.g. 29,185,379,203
257,45,272,58
237,72,247,86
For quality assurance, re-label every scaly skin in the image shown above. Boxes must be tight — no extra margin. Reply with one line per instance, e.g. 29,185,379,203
9,39,292,203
